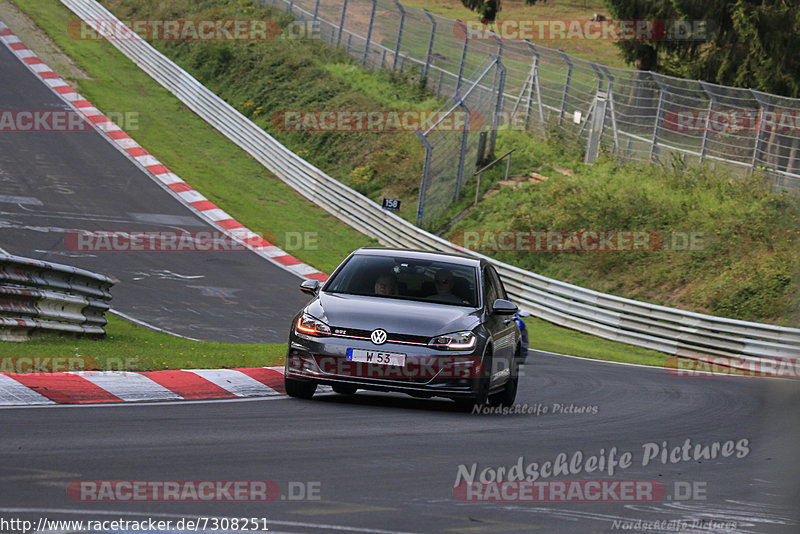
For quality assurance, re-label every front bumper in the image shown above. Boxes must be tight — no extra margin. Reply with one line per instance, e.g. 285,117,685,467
285,332,485,399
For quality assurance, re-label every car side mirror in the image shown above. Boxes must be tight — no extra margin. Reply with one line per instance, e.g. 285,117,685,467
491,298,518,315
299,279,320,295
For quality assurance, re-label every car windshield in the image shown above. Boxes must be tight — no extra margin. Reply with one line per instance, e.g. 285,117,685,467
324,254,478,307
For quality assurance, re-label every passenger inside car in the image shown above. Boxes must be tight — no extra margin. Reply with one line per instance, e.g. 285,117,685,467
374,271,399,296
427,268,468,304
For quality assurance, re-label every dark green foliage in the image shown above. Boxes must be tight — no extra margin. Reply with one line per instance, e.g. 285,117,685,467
603,0,800,97
460,0,543,23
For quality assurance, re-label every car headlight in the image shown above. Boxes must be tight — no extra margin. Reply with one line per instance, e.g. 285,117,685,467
295,313,331,336
429,330,476,350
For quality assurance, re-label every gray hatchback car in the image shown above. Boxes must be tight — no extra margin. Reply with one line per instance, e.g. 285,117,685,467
284,248,522,408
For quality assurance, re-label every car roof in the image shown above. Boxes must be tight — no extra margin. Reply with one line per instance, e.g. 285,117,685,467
352,247,483,268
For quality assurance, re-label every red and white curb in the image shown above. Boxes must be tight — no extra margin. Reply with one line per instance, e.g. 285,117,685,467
0,20,328,283
0,366,289,405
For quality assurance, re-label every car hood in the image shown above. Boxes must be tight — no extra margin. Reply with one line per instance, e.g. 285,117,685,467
307,292,481,336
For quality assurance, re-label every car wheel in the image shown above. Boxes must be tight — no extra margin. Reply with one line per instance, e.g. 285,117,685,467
285,377,317,399
332,383,357,395
453,345,492,411
488,349,519,407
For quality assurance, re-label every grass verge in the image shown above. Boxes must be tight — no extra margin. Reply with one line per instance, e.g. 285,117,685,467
526,317,668,367
2,315,287,372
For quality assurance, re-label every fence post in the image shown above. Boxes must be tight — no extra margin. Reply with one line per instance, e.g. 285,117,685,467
288,0,294,13
750,89,769,170
788,138,800,176
455,20,469,98
312,0,320,23
363,0,377,67
337,0,349,47
489,29,503,121
423,9,436,79
526,41,544,126
393,1,406,71
557,50,572,127
600,65,619,153
489,55,506,157
454,100,470,201
579,63,604,137
698,82,716,163
582,63,606,164
649,73,667,161
415,132,432,226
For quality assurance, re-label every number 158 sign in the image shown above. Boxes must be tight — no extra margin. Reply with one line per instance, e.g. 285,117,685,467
382,198,401,211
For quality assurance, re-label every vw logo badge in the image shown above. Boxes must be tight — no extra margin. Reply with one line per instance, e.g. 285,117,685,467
370,329,388,345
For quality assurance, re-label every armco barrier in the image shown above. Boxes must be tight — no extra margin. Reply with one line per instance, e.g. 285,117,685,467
0,254,113,341
58,0,800,370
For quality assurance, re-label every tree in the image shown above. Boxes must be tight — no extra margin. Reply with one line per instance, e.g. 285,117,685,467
460,0,543,24
603,0,800,98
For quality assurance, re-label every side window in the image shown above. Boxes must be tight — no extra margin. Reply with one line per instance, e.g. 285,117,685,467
487,266,507,301
483,267,498,309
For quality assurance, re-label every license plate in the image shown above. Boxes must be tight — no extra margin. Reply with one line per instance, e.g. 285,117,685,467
346,348,406,366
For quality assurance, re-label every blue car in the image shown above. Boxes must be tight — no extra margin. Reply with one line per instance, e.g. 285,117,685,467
514,310,530,362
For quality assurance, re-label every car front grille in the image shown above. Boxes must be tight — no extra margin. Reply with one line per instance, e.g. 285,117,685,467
329,327,430,346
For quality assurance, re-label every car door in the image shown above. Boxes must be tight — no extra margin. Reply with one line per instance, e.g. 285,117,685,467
482,265,516,386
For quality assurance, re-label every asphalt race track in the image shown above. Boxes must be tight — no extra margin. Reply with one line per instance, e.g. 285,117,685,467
1,13,799,534
0,42,309,343
2,355,799,533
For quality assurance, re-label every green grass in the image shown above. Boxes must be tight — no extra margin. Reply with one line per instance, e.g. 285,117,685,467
2,315,287,372
450,127,800,326
524,317,669,367
2,0,796,373
403,0,628,68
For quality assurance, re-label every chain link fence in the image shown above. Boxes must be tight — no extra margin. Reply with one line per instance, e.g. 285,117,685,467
267,0,800,222
415,56,505,228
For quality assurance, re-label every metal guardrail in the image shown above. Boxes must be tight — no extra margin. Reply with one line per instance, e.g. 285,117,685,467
60,0,800,370
0,254,113,341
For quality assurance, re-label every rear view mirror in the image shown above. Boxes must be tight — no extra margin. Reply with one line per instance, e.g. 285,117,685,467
491,298,518,315
299,279,320,295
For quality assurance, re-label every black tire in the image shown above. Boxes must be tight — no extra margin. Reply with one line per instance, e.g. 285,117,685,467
488,349,520,407
331,383,357,395
454,345,492,411
285,377,317,399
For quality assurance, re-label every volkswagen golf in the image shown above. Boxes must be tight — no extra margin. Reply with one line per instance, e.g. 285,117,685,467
284,247,523,408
